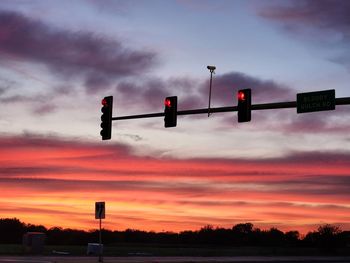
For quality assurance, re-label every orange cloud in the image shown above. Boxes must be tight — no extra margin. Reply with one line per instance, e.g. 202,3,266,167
0,134,349,233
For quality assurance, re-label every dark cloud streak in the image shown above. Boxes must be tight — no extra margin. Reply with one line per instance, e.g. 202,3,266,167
259,0,350,69
116,72,294,112
0,10,157,93
260,0,350,34
206,72,294,105
116,77,202,111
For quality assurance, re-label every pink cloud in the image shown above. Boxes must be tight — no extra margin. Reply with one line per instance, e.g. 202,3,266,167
0,133,349,232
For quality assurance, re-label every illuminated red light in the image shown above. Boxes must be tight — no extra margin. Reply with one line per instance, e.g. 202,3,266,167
238,91,246,101
101,98,108,106
164,99,171,107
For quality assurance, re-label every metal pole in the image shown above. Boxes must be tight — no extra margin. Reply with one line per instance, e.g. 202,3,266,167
112,97,350,121
208,71,213,117
99,218,103,263
206,66,216,117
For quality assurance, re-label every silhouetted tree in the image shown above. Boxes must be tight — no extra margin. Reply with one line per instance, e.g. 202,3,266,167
0,218,26,244
303,230,319,247
232,223,253,234
1,217,348,250
26,223,47,233
285,231,300,246
317,224,342,252
47,227,89,245
263,228,285,246
338,231,350,248
179,230,196,244
198,225,215,244
232,223,254,246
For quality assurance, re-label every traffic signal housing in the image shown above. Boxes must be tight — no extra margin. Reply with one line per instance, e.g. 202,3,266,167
164,96,177,128
100,96,113,140
237,89,251,122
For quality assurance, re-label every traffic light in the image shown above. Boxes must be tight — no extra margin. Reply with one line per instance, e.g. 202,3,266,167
164,96,177,128
100,96,113,140
237,89,251,122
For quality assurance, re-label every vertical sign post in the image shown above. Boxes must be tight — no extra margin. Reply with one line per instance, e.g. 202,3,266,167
95,202,105,263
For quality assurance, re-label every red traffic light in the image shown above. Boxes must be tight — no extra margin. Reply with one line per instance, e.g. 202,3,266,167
164,96,177,128
237,89,251,123
238,91,246,101
164,98,171,108
100,96,113,140
101,98,108,106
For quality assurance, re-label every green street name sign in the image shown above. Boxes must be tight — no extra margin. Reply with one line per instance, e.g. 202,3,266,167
297,89,335,113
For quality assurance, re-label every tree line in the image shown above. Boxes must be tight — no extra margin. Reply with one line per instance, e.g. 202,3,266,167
1,218,349,249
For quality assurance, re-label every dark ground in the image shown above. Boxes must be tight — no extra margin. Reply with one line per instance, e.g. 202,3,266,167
1,255,350,263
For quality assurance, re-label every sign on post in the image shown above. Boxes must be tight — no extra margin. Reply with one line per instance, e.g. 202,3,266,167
95,201,105,262
297,89,335,113
95,202,105,219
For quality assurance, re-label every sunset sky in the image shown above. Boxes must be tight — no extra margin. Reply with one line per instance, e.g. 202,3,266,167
1,0,350,234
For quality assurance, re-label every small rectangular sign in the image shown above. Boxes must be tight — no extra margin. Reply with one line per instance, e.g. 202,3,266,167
95,201,105,219
297,89,335,113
